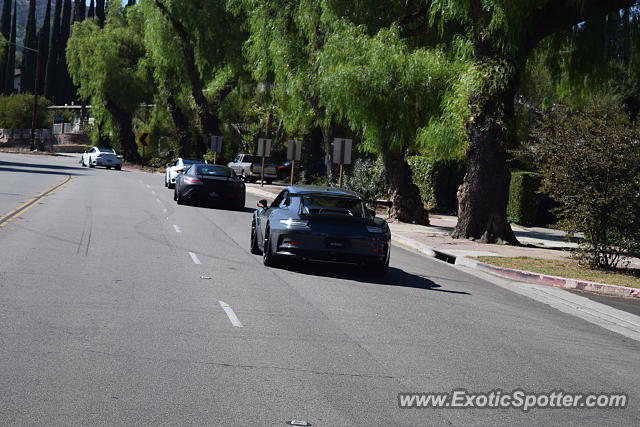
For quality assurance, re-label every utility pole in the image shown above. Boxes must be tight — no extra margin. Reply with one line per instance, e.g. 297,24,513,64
30,31,43,151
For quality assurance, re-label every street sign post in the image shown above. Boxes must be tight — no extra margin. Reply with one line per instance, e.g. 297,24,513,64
332,138,352,187
287,140,302,185
257,138,272,187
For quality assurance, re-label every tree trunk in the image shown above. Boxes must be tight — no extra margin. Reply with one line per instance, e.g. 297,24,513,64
105,98,141,163
320,123,334,182
154,0,215,157
382,151,429,225
451,89,518,244
163,78,191,158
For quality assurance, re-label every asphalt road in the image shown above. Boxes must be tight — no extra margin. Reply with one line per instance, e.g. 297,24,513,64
0,152,639,426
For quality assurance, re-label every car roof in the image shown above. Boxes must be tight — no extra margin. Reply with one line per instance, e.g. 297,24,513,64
286,185,361,198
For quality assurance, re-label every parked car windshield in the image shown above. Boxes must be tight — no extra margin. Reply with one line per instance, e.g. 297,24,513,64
243,155,261,163
302,194,365,216
194,164,236,177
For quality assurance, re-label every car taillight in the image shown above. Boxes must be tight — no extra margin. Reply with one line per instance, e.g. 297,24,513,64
184,177,201,184
177,170,185,174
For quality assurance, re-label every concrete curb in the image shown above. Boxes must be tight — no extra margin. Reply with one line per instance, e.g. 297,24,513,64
245,185,280,201
246,185,640,299
455,256,640,299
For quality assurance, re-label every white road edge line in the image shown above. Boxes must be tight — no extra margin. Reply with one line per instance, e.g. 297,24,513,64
173,224,181,233
219,301,243,327
189,251,201,264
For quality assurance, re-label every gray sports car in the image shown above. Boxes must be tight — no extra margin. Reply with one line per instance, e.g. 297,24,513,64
250,185,392,275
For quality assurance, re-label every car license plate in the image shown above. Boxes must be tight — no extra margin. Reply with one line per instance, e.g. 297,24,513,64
326,238,349,249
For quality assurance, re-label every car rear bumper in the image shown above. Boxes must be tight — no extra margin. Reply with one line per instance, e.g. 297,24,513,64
182,186,245,204
272,232,389,264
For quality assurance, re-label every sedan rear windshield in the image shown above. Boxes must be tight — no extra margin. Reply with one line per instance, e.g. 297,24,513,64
98,148,116,153
302,195,365,216
183,160,205,165
194,165,236,177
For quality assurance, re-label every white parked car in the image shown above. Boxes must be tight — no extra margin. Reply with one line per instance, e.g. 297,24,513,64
164,158,205,188
81,147,122,170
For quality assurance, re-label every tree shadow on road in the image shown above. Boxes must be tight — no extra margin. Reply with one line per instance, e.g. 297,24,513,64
0,166,82,176
278,261,471,295
0,160,85,171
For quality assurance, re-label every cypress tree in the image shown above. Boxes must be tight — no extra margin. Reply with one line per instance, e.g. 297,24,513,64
4,1,16,94
20,0,37,93
0,0,11,94
88,0,95,19
96,0,105,27
56,0,72,103
45,0,63,101
79,0,86,21
37,0,52,96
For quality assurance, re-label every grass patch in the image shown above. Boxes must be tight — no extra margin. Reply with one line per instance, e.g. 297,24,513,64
476,256,640,289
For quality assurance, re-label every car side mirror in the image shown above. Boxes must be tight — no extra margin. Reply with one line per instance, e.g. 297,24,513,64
257,199,268,208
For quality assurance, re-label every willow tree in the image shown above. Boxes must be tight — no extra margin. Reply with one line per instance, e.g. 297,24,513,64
142,0,245,156
237,0,351,181
67,4,150,162
416,0,637,243
317,24,474,224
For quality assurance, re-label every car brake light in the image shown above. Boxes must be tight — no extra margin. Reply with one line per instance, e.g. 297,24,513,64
184,177,201,184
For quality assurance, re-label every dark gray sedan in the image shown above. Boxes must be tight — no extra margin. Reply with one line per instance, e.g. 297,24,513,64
174,164,246,210
250,185,392,275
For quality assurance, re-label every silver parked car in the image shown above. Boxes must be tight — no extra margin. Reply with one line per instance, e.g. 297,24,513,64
81,147,122,170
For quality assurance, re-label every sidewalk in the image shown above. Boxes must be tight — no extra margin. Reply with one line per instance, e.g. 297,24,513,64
245,183,640,299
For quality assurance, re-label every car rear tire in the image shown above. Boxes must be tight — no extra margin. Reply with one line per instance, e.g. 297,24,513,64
262,227,279,267
115,165,121,171
265,179,273,185
366,259,389,277
89,163,95,168
250,220,263,255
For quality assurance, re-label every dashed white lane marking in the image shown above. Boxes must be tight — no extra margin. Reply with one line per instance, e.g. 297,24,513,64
173,224,181,233
219,301,243,327
163,208,167,213
189,251,201,264
146,185,151,188
152,191,156,195
156,198,161,204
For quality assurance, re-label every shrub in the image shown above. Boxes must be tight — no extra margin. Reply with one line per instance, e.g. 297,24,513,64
507,171,541,226
0,94,51,129
344,158,388,199
407,156,466,213
532,105,640,269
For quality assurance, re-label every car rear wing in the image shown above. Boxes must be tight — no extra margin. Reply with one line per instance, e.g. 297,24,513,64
363,199,393,208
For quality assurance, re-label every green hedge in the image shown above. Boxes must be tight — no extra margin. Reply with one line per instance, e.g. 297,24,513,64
408,156,466,214
507,171,541,226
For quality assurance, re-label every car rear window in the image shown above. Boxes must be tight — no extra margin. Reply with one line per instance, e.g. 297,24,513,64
195,165,236,177
98,148,115,153
243,155,260,163
183,160,205,165
302,195,364,216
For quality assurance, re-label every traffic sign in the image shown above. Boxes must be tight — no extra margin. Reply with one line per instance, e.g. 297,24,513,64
257,138,272,157
137,132,150,147
210,135,223,153
287,140,302,161
333,138,352,165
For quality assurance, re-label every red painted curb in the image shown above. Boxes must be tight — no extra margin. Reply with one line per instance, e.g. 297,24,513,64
460,258,640,299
